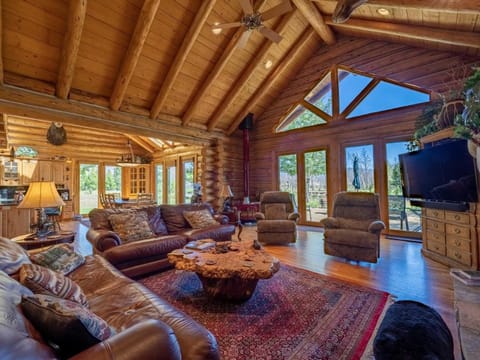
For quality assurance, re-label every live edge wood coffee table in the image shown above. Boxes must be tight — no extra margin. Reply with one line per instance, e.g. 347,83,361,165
168,239,280,301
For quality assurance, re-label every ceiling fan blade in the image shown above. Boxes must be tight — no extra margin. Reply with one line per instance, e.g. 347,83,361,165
237,30,252,48
238,0,253,14
258,26,282,43
212,22,242,29
260,1,292,22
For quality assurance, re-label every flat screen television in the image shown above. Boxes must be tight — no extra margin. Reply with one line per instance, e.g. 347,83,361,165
399,139,478,206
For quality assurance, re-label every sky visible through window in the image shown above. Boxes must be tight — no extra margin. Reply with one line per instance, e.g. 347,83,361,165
277,66,430,132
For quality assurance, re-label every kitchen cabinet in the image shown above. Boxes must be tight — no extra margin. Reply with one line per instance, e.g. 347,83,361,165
19,160,65,185
125,165,150,197
21,160,39,183
0,206,33,238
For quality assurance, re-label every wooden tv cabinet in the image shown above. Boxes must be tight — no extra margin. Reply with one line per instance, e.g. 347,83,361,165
422,205,479,270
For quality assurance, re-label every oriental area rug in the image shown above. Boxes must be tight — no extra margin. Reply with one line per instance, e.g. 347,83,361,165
139,264,391,360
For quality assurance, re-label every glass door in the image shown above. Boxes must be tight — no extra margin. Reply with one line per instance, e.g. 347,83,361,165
167,162,176,204
155,164,164,204
386,142,422,236
304,150,328,222
182,159,194,203
278,154,298,206
345,144,374,192
104,165,121,197
79,163,98,215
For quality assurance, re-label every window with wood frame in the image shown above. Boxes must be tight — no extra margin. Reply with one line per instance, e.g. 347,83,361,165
276,65,430,132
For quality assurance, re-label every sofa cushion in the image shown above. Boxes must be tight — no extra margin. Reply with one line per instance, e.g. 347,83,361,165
142,206,169,235
30,244,85,275
21,294,115,358
265,203,287,220
20,264,88,307
183,209,218,229
0,237,31,275
109,210,155,242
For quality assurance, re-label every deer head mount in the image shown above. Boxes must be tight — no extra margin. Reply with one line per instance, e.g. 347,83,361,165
46,122,67,146
332,0,369,23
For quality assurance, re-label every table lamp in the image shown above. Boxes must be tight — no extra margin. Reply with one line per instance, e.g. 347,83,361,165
17,181,65,238
220,184,234,212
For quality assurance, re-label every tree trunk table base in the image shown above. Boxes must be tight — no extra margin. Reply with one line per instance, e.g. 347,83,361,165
168,239,280,302
197,274,259,301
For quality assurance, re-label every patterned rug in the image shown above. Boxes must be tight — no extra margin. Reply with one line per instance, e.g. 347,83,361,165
139,264,390,360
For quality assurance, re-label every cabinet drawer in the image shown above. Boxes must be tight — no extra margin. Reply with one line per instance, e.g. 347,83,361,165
426,230,445,243
427,239,446,255
426,219,445,232
447,247,472,267
446,236,471,253
445,224,470,239
445,211,470,225
426,209,445,220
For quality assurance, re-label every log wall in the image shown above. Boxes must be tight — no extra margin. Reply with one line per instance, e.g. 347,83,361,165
241,36,480,225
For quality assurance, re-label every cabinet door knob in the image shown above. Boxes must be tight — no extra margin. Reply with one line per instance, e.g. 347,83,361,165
454,228,461,234
454,215,460,220
454,252,462,259
455,240,461,246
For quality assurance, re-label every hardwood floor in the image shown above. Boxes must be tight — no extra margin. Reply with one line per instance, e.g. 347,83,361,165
64,221,461,358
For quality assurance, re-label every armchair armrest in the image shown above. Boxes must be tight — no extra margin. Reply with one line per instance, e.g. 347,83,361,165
255,212,266,221
70,319,181,360
288,212,300,222
368,220,386,233
86,228,122,252
319,217,340,228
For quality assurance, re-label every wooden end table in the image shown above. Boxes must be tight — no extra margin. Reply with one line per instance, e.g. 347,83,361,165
168,239,280,301
12,231,76,250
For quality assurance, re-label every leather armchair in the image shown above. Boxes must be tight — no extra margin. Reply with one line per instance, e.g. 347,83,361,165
255,191,299,244
320,191,385,263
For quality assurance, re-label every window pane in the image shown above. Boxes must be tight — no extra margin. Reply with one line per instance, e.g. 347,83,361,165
386,142,422,232
338,68,372,113
167,165,176,204
105,166,121,196
278,154,298,206
277,105,327,132
183,160,194,203
79,164,98,215
156,164,163,204
348,81,429,118
304,150,327,222
304,71,332,115
345,145,374,192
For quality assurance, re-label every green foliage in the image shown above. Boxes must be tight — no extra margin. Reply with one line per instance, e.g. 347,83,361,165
283,108,326,131
105,167,121,192
454,68,480,144
79,165,98,194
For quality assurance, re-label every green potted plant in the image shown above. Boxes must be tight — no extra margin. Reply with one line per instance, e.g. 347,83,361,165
454,67,480,156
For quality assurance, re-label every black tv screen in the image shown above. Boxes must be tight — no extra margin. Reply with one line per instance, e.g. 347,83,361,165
399,139,478,204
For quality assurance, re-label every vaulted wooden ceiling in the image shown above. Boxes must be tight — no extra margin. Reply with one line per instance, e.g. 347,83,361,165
0,0,478,150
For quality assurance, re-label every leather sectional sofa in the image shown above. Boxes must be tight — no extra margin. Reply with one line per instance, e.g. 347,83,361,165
2,254,219,360
87,203,235,277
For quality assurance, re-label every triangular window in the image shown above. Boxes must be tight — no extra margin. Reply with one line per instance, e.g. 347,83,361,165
275,65,430,133
276,105,326,132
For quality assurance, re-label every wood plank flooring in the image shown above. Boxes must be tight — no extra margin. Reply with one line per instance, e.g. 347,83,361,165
64,221,461,359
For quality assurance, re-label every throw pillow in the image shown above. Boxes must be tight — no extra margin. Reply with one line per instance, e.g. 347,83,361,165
108,210,155,242
265,203,287,220
0,270,33,335
30,244,85,275
20,264,88,307
0,236,31,275
183,209,218,229
21,294,115,358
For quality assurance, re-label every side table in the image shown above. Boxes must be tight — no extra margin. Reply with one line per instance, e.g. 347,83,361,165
12,231,76,250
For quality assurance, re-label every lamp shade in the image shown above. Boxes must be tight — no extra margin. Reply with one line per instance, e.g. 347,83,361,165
220,184,234,198
17,181,65,209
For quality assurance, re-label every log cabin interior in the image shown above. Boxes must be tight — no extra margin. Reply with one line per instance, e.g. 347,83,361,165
1,0,480,358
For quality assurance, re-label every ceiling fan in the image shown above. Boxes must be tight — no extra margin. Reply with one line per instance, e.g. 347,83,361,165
213,0,292,48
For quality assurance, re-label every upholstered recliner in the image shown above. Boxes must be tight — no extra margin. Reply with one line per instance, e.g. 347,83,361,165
255,191,300,244
320,191,385,263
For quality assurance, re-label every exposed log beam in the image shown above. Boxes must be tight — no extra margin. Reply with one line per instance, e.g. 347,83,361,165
110,0,161,110
150,0,217,119
126,134,156,153
228,28,317,135
207,10,298,131
326,17,480,49
291,0,335,45
182,0,268,126
0,0,4,85
56,0,87,99
0,85,224,145
315,0,480,13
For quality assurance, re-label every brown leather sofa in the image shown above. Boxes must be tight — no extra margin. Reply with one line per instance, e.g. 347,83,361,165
87,204,235,277
1,254,219,360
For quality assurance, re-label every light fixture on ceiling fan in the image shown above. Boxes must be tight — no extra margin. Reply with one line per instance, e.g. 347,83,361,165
212,0,292,48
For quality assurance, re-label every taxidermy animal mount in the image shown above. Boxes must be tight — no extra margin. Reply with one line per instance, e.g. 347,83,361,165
47,122,67,146
332,0,369,23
